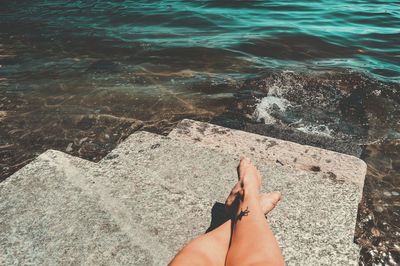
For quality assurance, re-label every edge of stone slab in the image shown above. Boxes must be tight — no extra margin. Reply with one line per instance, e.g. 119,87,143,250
99,131,169,163
169,119,367,189
210,114,363,157
1,149,95,187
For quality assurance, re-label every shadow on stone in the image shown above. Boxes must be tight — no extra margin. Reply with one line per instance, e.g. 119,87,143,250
205,202,230,233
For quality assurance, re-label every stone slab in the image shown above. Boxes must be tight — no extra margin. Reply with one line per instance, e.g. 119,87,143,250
100,131,362,265
1,123,366,265
169,119,367,201
210,115,364,157
0,150,155,265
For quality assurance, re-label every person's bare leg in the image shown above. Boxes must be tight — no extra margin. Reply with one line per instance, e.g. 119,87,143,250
169,192,281,266
226,158,284,266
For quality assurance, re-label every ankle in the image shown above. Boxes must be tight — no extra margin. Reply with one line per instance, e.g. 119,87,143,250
238,186,259,205
235,193,259,218
241,181,259,197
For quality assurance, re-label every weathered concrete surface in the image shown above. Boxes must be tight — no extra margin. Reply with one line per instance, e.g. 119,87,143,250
210,114,364,157
169,119,366,199
0,121,367,265
0,150,154,265
102,131,363,265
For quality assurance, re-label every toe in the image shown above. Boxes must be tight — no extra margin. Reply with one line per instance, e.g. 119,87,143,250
238,157,252,180
239,157,252,170
237,157,262,192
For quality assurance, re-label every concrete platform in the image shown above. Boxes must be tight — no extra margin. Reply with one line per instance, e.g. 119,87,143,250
0,120,367,265
169,119,366,197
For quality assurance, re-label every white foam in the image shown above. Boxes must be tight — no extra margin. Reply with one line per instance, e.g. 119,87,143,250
297,124,333,138
253,96,292,124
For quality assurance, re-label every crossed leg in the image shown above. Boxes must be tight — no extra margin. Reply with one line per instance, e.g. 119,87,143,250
226,158,284,266
169,158,284,266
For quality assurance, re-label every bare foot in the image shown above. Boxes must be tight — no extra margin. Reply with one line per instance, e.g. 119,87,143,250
226,158,281,215
226,158,263,210
226,192,281,217
259,192,282,214
237,158,261,193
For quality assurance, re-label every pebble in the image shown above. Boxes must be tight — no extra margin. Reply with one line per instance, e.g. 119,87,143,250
0,111,6,116
383,191,391,197
65,143,73,152
78,137,88,145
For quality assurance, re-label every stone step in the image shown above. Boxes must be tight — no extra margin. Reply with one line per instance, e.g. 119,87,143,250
100,131,363,265
169,119,366,202
0,150,159,265
1,121,367,265
209,115,364,157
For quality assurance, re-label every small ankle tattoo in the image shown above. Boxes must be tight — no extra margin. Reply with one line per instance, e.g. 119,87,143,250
237,206,250,221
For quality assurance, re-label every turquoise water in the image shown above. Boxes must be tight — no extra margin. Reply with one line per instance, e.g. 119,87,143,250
1,0,399,80
1,1,400,264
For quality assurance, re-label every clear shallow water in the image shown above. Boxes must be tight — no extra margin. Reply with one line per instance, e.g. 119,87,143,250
1,0,399,264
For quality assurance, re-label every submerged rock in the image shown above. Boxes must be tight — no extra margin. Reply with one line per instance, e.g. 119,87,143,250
86,60,121,73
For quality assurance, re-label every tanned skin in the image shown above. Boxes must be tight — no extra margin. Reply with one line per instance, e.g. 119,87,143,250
169,158,284,266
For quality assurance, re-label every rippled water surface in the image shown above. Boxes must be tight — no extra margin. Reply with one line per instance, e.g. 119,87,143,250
1,1,399,264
